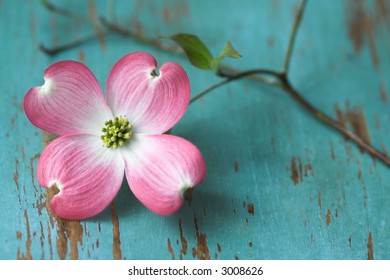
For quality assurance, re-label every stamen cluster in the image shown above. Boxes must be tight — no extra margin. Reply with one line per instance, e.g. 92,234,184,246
101,116,132,148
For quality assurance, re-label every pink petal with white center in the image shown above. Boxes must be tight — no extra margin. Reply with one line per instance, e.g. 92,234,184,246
24,61,112,136
123,134,206,215
106,52,190,135
37,134,125,220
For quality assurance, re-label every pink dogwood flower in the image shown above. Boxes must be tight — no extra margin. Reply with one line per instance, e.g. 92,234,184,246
24,52,206,220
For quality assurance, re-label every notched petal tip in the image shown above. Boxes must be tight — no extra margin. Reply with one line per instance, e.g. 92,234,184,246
46,182,61,207
47,180,61,195
179,184,194,199
39,78,54,95
150,68,160,78
124,134,206,216
106,52,190,134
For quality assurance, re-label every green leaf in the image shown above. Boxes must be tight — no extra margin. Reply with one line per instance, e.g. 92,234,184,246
210,41,242,71
220,41,242,59
168,33,213,70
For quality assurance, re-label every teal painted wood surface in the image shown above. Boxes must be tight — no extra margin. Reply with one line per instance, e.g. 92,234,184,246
1,0,390,260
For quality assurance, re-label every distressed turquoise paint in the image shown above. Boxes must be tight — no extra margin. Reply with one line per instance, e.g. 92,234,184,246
0,0,389,260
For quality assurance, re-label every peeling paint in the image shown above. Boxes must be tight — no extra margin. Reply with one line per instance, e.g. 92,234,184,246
290,157,313,185
39,221,45,259
290,157,302,185
45,186,83,260
21,147,26,161
56,218,83,260
375,0,390,26
111,203,122,260
247,203,254,215
30,153,40,194
167,238,175,259
335,104,371,154
368,232,374,260
357,161,369,208
347,0,379,66
326,209,331,226
36,131,117,260
234,160,239,172
179,219,188,259
13,158,19,190
317,192,322,211
376,0,388,17
47,224,53,259
192,215,210,260
304,163,313,177
162,3,190,23
380,84,387,103
17,210,32,260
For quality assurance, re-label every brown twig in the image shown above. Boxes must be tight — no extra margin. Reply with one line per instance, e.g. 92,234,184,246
40,0,84,20
190,69,281,104
99,17,182,54
282,0,307,75
190,0,390,167
40,0,390,167
280,78,390,166
39,34,107,56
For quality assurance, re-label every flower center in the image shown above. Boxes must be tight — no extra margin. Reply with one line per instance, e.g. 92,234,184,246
101,116,133,148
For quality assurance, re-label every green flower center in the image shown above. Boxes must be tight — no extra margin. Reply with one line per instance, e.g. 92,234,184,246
101,116,133,148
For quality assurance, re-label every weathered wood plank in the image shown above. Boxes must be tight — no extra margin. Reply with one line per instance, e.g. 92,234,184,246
1,0,390,260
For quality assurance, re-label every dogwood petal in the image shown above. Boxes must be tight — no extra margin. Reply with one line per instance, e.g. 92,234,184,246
37,134,125,220
106,52,190,135
24,61,112,136
123,134,206,215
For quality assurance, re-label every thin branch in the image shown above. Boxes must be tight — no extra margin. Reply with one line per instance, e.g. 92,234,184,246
40,0,85,21
190,69,281,104
189,0,390,167
40,0,390,167
39,33,109,56
99,17,182,54
280,79,390,166
282,0,307,75
39,0,108,55
192,68,390,167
